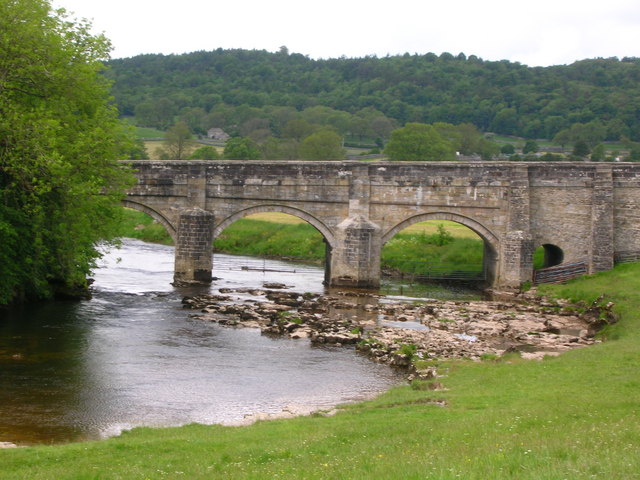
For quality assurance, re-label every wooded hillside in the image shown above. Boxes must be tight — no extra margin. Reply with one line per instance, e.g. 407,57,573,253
106,49,640,143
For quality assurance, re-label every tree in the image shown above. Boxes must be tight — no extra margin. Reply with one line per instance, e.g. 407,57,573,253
573,140,591,158
552,129,572,148
223,137,262,160
282,119,315,141
179,107,208,135
0,0,134,303
490,108,519,136
433,122,499,159
134,98,177,130
590,144,605,162
188,146,220,160
107,51,640,144
556,121,607,149
160,122,193,159
384,123,456,161
299,129,345,160
628,145,640,162
522,140,539,154
370,116,396,141
500,143,516,155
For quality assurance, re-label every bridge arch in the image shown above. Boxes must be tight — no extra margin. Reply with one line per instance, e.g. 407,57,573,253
382,211,500,284
121,199,177,243
382,211,499,248
213,204,336,249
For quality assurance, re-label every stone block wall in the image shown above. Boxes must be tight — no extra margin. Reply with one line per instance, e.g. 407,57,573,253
173,208,214,285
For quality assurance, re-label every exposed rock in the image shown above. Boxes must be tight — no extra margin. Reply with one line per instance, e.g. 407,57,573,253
226,404,336,426
263,282,289,289
182,287,603,372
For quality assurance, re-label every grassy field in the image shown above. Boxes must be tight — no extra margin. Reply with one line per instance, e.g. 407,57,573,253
135,127,165,139
143,140,164,159
213,216,327,261
1,263,639,478
248,213,479,238
115,208,174,245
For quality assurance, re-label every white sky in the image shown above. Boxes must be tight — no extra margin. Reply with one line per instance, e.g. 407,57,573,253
53,0,639,66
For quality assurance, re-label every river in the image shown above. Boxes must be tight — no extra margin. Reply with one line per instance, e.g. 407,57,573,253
0,239,481,446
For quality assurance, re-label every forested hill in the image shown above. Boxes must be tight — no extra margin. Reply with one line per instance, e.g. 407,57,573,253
105,49,640,142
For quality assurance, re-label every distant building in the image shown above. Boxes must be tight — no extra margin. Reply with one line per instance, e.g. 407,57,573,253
207,128,230,142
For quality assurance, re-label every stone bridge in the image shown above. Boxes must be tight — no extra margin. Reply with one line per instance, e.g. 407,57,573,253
122,160,640,289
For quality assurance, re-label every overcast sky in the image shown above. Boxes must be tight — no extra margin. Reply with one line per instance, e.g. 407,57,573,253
53,0,639,67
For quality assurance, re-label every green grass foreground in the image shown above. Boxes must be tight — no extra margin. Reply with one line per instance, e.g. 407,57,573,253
2,264,640,479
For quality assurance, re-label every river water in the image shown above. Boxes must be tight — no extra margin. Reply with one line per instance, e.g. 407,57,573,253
0,239,480,446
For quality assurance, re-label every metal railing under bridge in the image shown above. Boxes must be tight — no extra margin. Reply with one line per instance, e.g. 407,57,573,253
533,251,640,285
382,261,486,283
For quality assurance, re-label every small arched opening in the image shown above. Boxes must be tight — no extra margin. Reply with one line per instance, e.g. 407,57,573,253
381,212,499,288
533,244,564,270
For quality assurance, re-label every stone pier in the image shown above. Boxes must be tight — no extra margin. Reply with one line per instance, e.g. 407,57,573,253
173,208,214,285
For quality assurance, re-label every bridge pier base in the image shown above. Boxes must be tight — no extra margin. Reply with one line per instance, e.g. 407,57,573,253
173,208,214,285
500,231,534,287
330,216,381,288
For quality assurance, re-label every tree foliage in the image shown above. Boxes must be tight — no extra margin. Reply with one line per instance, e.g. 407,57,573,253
188,145,220,160
573,140,591,158
385,123,456,161
0,0,134,304
156,121,193,159
522,140,539,154
223,137,261,160
299,128,345,160
105,50,640,142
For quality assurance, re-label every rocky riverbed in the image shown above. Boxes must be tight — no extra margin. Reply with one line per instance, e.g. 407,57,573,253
183,284,613,379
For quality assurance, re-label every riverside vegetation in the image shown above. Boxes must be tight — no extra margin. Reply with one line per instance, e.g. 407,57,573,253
0,0,136,304
1,262,639,478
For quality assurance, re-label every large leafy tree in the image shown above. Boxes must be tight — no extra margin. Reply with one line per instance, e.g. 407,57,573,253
223,137,262,160
385,123,456,161
299,129,345,160
0,0,134,304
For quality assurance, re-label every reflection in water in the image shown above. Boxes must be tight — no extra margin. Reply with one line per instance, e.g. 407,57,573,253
1,239,412,445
